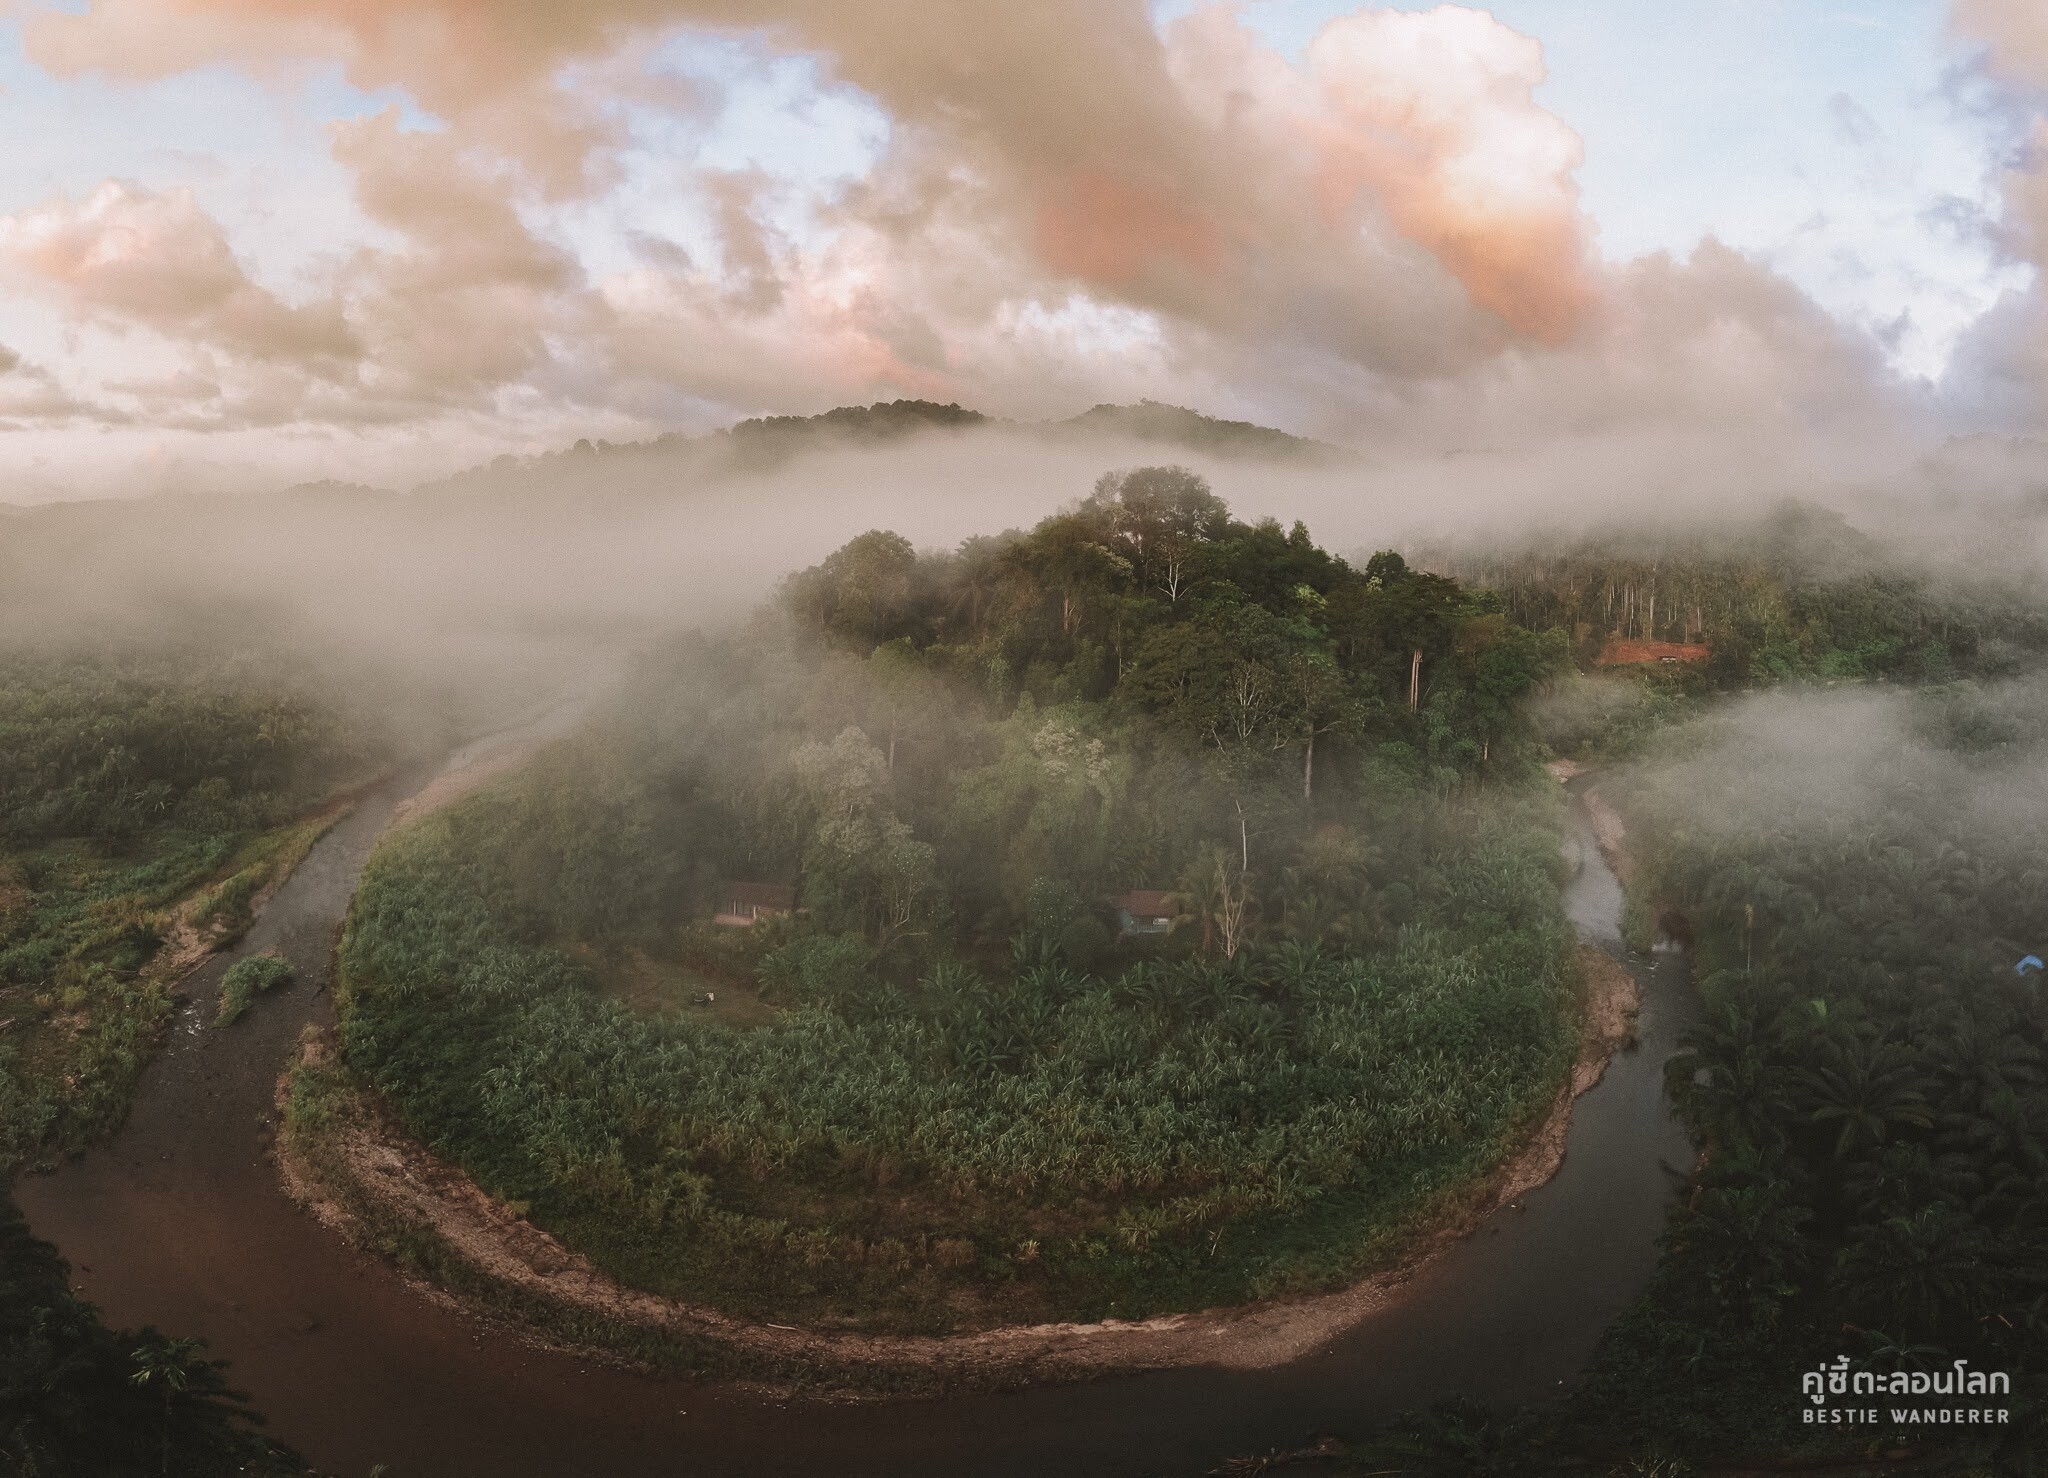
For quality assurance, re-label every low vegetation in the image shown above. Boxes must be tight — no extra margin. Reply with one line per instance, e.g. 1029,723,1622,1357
0,644,381,1171
216,953,295,1027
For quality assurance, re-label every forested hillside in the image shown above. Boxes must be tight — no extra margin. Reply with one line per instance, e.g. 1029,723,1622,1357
420,399,1336,501
323,469,1584,1333
1441,504,2048,684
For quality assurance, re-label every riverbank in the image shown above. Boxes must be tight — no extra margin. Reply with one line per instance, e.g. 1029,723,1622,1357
18,737,1694,1477
274,780,1643,1395
278,940,1639,1394
0,772,384,1174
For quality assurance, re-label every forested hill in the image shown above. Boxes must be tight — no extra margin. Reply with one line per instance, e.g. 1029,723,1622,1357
781,465,1568,791
327,467,1584,1333
416,398,1339,501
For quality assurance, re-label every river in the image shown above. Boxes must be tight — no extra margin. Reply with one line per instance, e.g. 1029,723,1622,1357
17,745,1698,1478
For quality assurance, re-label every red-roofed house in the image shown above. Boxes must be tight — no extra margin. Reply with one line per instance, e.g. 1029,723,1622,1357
1111,889,1177,937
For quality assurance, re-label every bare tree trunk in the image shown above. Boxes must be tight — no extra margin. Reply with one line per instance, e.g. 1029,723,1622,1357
1408,648,1422,711
1303,732,1314,804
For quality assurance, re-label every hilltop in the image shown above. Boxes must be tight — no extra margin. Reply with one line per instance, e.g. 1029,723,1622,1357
416,398,1342,500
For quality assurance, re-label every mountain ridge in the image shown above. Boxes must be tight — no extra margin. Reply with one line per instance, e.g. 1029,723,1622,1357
415,398,1344,500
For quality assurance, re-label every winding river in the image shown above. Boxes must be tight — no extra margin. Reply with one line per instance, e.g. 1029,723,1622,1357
17,729,1698,1478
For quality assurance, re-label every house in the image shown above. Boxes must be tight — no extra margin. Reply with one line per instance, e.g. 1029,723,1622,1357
1111,889,1176,937
713,882,796,928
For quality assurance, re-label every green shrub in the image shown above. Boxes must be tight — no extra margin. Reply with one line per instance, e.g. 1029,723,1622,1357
215,952,294,1026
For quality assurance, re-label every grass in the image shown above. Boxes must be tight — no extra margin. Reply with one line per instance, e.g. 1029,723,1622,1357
589,947,784,1028
216,952,295,1026
0,804,355,1171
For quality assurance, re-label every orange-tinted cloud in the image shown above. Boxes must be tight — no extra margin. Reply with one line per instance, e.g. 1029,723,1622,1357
1953,0,2048,87
21,1,1599,355
1303,8,1593,341
8,0,1908,473
1952,0,2048,266
1034,172,1225,288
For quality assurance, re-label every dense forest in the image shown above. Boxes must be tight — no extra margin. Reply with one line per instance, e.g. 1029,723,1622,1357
1440,503,2048,685
10,448,2043,1470
326,469,1584,1329
1572,684,2046,1464
1331,681,2048,1474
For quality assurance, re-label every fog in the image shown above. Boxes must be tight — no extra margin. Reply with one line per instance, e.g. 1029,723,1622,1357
1610,678,2048,842
10,403,2048,750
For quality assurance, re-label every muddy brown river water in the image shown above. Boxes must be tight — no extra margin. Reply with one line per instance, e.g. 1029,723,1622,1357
17,732,1697,1478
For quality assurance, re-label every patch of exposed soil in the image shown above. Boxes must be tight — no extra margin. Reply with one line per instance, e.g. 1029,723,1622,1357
589,948,784,1028
385,749,534,830
1579,784,1632,886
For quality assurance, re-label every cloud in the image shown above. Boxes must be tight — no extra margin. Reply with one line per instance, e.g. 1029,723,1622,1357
1936,1,2048,423
0,342,98,426
1829,91,1883,147
1953,0,2048,89
1295,6,1594,340
1950,2,2048,268
0,180,356,366
18,3,1598,369
0,0,1926,487
324,110,590,417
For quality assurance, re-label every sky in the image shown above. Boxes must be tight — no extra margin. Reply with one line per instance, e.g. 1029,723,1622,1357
1,0,2047,501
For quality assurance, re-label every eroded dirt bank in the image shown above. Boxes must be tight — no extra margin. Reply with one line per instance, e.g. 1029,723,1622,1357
20,754,1699,1478
274,935,1640,1393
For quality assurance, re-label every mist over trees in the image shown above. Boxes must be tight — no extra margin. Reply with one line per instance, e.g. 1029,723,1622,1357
8,404,2048,1469
325,473,1584,1328
0,645,392,1171
1440,503,2048,684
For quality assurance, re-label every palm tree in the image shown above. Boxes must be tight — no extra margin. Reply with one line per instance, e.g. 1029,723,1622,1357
1792,1034,1932,1162
1670,998,1799,1152
129,1334,208,1478
1833,1203,2000,1338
